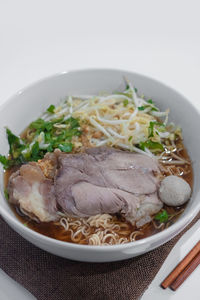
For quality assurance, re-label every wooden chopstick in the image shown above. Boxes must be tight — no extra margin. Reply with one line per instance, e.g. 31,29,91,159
170,251,200,291
161,241,200,289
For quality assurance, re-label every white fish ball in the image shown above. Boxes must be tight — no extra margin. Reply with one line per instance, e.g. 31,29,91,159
159,175,191,206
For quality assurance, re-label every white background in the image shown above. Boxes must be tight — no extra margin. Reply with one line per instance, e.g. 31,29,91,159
1,0,200,109
0,0,200,299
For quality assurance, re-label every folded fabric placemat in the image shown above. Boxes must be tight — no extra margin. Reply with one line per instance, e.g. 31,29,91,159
0,214,199,300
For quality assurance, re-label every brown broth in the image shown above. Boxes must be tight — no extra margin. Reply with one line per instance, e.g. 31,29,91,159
4,142,193,245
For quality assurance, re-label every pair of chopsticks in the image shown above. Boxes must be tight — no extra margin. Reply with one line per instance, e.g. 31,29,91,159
161,241,200,291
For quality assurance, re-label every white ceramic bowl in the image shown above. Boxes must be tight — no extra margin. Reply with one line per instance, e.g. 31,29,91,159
0,69,200,262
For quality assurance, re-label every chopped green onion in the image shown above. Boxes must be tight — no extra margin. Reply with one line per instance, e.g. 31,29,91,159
31,141,40,160
123,99,129,107
47,104,55,113
148,121,165,138
138,105,158,112
148,122,155,138
138,106,145,111
58,143,73,153
128,136,133,142
154,210,169,223
147,99,153,104
30,119,46,130
139,140,164,152
151,107,158,112
125,84,137,93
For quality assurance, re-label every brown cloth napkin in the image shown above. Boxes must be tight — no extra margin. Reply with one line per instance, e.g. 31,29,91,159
0,213,199,300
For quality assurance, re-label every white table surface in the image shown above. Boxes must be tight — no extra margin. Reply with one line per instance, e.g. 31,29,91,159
0,0,200,299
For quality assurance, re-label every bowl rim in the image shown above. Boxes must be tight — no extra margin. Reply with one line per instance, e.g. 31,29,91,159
0,68,200,251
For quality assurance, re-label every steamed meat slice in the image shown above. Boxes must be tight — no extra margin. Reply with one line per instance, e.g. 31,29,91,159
70,182,141,218
86,147,159,172
8,162,58,222
7,146,163,226
69,182,162,226
55,147,162,225
86,147,160,194
55,147,160,208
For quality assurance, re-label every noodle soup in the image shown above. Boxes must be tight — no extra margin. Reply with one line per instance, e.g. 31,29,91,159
2,80,193,246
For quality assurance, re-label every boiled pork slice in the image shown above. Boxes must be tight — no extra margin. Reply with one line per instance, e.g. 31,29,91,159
55,147,163,225
8,147,163,227
70,181,141,218
8,162,58,222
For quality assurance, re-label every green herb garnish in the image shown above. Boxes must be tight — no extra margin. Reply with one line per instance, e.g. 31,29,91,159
128,136,133,142
0,114,81,169
4,189,9,200
139,140,164,152
138,104,158,112
58,142,73,153
0,155,10,169
138,106,145,111
125,85,137,93
47,104,55,113
148,121,165,138
148,122,155,138
123,99,129,107
31,141,40,160
151,107,158,112
147,99,153,104
6,128,25,158
154,210,169,223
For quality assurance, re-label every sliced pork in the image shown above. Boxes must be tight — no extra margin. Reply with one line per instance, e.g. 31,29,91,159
8,162,58,222
8,147,163,227
70,181,141,218
55,147,162,225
